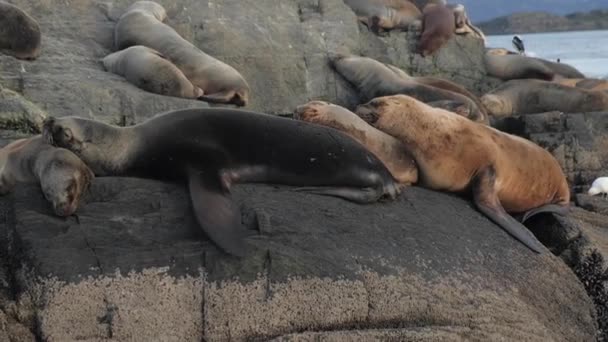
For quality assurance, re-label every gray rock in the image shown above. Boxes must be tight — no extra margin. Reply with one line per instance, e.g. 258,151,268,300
0,0,491,122
3,178,597,341
518,111,608,192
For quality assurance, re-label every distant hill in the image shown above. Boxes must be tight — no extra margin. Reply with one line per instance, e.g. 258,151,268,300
477,9,608,35
456,0,608,23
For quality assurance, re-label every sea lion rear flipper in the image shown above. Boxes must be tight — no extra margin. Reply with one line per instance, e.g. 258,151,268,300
187,168,249,257
472,166,545,254
520,204,570,223
292,186,384,204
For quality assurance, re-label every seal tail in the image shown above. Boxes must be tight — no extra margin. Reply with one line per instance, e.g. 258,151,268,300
520,204,570,223
472,166,545,254
187,167,249,257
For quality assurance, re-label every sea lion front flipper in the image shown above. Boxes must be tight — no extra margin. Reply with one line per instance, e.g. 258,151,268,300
471,166,545,254
187,168,249,257
291,186,383,204
520,204,570,223
198,90,236,104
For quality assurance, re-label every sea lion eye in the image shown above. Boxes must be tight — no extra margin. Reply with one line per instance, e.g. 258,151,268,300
62,128,73,142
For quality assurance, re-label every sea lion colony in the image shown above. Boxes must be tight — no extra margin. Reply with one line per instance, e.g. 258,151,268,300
0,0,603,256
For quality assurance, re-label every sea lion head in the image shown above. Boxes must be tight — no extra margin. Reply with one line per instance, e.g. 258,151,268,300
355,95,414,124
293,100,332,122
42,116,90,153
480,94,512,118
40,152,94,217
123,1,167,21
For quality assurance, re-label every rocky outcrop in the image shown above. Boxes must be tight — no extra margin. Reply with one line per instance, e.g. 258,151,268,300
0,179,597,341
0,0,492,127
518,111,608,193
0,0,605,340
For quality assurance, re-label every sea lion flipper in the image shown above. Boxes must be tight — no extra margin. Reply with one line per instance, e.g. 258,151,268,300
187,168,249,257
472,166,545,254
199,90,236,104
520,204,570,223
292,186,383,204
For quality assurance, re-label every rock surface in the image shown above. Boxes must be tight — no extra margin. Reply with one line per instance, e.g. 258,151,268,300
518,111,608,193
0,178,598,341
0,0,492,125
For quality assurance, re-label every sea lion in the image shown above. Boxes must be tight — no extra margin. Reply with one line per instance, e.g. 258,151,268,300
449,4,486,43
115,1,250,106
0,136,93,216
355,94,570,253
539,59,584,79
42,108,400,256
485,53,585,81
331,53,488,123
344,0,422,34
556,78,608,92
294,101,418,185
417,2,454,57
481,79,608,117
0,1,41,60
103,45,204,99
486,48,517,56
484,54,555,81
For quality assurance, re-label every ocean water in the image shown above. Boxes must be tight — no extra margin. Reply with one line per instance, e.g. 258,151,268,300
486,30,608,79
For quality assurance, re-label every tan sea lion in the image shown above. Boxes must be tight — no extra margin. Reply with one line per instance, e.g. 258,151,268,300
0,136,93,216
103,45,204,99
449,4,486,43
418,2,454,57
331,53,488,123
356,94,570,254
0,1,41,60
481,79,608,117
556,78,608,92
486,48,517,56
344,0,422,34
294,101,418,185
115,1,250,106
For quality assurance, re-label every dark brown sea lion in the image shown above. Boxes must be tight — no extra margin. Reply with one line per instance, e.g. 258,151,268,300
417,2,454,57
0,1,41,60
356,94,570,254
42,108,400,256
0,136,93,216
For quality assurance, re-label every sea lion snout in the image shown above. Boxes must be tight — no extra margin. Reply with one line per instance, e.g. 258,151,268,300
53,200,77,217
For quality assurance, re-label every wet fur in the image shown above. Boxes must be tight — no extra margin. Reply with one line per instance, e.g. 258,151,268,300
417,3,454,57
356,94,571,253
42,108,400,256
